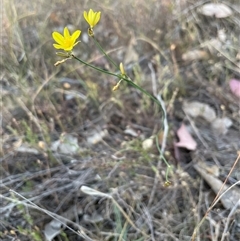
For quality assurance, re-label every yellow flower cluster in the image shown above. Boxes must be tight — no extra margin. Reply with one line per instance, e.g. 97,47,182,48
52,9,101,52
52,9,127,84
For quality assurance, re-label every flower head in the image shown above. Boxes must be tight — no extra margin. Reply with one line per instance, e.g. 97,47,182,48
83,9,101,29
52,27,81,51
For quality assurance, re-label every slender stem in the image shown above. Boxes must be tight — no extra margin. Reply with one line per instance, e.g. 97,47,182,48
156,134,171,168
72,54,117,78
72,54,163,111
72,53,170,182
92,37,118,69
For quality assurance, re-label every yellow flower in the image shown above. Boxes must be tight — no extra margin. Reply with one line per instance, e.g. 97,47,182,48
52,27,81,51
83,9,101,28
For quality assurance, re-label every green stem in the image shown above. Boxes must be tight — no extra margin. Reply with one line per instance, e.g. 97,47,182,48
156,135,167,163
156,133,171,182
122,77,161,108
92,37,118,69
72,53,170,182
72,54,117,77
72,54,163,112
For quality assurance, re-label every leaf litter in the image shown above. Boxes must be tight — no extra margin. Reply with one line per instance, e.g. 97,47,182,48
1,1,240,241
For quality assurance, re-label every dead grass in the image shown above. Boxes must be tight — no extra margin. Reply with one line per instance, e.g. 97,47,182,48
1,0,240,240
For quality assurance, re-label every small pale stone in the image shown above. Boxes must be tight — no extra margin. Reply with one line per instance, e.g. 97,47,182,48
142,137,154,150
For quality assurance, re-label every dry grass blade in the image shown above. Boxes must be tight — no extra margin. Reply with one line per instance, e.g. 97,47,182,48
191,153,240,240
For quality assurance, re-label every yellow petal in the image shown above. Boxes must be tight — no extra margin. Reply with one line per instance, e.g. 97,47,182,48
52,32,64,45
83,11,87,20
64,27,70,39
83,11,90,25
93,12,101,26
71,30,81,42
53,43,62,49
89,9,94,20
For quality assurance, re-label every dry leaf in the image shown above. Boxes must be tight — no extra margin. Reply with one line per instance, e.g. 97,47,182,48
206,38,222,55
81,186,112,198
218,29,227,42
83,213,104,223
87,130,108,145
44,205,83,241
124,127,138,137
51,134,79,154
194,162,240,209
176,124,197,151
182,49,209,62
16,145,39,154
183,101,232,135
200,3,233,18
229,79,240,98
183,101,216,122
211,117,233,135
44,220,62,241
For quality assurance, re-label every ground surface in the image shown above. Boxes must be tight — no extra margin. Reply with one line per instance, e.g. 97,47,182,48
1,0,240,241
